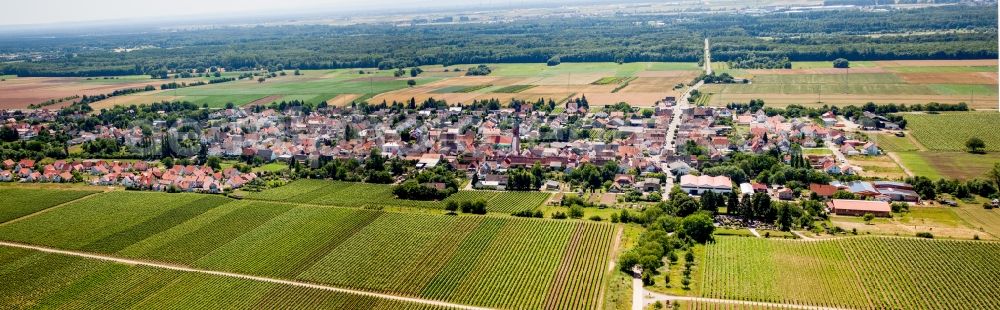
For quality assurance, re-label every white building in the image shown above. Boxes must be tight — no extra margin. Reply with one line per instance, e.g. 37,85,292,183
679,174,732,195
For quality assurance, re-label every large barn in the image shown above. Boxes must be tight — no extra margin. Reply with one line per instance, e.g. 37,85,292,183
679,175,732,195
827,199,891,217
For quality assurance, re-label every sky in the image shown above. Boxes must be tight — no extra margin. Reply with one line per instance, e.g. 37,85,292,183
2,0,518,26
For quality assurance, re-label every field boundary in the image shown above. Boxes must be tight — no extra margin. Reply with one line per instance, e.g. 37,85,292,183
0,240,491,310
644,291,854,310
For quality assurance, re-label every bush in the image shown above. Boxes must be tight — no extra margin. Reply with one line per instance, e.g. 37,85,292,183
552,211,567,219
569,206,585,219
588,215,603,221
891,202,910,213
916,232,934,239
393,180,448,200
445,200,459,212
460,199,487,214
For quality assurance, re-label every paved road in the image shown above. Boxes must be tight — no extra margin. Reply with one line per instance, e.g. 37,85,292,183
0,241,492,310
826,139,848,164
632,270,645,310
662,81,702,200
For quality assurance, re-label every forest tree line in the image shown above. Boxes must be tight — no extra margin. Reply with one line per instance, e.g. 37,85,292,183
0,5,995,77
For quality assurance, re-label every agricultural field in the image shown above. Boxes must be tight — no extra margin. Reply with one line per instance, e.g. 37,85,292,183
871,112,1000,180
895,151,1000,180
372,62,700,108
846,155,909,179
676,301,804,309
0,75,214,109
700,236,1000,309
870,133,921,152
0,188,98,223
701,59,998,109
0,247,454,310
947,197,1000,239
247,179,549,213
903,112,1000,152
0,190,615,309
829,204,988,240
89,69,435,109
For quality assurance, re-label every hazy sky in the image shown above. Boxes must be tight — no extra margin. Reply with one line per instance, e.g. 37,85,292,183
3,0,504,26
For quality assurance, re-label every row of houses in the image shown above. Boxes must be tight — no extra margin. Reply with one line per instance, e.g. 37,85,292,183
1,159,257,193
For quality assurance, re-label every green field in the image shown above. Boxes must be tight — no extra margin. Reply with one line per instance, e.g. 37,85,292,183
0,247,452,310
925,84,999,96
870,134,920,152
478,62,697,77
903,112,1000,152
701,236,1000,309
116,69,436,108
0,188,97,223
492,85,536,93
707,73,940,95
953,198,1000,239
898,151,1000,180
247,179,549,213
431,84,492,93
0,190,611,309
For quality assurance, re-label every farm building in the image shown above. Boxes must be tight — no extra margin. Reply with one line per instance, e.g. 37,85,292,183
809,183,839,198
827,199,891,217
679,175,732,195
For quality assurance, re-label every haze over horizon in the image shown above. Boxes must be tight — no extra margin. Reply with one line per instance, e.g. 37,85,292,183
2,0,600,27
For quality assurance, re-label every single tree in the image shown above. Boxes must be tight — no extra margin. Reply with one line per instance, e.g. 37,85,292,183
987,163,1000,192
863,213,875,224
0,126,18,142
546,55,561,66
966,137,986,153
407,79,416,87
680,212,715,243
833,58,850,68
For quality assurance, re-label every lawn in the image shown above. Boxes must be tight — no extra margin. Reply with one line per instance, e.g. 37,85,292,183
802,148,834,155
700,236,1000,309
0,190,615,310
903,112,1000,152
